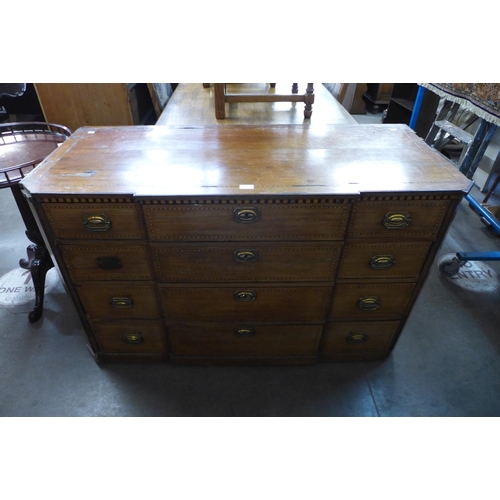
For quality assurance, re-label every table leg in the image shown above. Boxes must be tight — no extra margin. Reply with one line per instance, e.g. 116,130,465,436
304,83,314,119
214,83,226,119
10,185,54,323
19,243,54,323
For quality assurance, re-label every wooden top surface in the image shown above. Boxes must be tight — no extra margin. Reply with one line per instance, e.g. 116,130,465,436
20,124,472,198
156,83,357,126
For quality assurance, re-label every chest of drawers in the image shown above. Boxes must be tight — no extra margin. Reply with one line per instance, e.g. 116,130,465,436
20,124,471,364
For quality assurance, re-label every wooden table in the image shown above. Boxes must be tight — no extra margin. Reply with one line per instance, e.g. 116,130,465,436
213,83,315,119
0,122,71,322
156,83,356,127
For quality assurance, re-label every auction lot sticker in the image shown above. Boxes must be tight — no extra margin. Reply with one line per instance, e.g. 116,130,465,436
438,253,500,293
0,267,58,307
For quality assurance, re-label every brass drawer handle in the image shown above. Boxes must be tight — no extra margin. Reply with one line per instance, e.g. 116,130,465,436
358,296,381,311
233,207,261,223
346,332,368,344
122,333,143,345
383,212,411,229
234,250,259,263
96,256,122,270
234,328,256,337
110,297,133,308
82,214,111,232
370,254,396,270
234,290,257,301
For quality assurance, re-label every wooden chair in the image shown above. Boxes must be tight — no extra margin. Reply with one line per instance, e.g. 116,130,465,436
205,83,315,120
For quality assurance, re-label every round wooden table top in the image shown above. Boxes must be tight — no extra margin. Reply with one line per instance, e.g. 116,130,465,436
0,122,71,188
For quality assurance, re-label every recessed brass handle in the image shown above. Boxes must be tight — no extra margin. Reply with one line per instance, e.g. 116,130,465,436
82,214,111,232
96,256,122,270
358,296,381,311
233,207,261,223
346,332,368,344
234,290,257,301
235,328,256,337
122,333,143,345
370,254,396,270
234,250,259,263
110,297,133,308
383,212,411,229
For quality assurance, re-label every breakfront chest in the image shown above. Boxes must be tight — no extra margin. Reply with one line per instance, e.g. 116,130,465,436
20,125,471,364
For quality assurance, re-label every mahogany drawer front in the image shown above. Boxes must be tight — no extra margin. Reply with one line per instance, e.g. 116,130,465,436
160,285,332,322
91,320,168,354
75,283,161,319
337,241,432,280
168,323,323,357
151,242,342,282
320,321,400,353
347,200,450,239
42,203,146,240
328,282,415,320
60,242,154,281
143,203,350,241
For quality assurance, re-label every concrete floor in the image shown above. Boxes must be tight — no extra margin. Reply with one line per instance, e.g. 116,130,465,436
2,133,500,417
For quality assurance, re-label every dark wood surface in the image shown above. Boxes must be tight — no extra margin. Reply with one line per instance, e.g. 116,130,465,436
150,241,343,282
160,284,332,323
21,124,471,198
19,124,473,363
168,324,323,357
